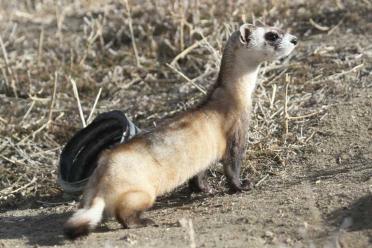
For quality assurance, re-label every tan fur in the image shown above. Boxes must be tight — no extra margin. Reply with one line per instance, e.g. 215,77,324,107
64,24,297,239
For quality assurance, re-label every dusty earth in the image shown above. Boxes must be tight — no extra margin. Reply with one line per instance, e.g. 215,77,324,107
1,85,372,248
2,84,372,248
0,1,372,248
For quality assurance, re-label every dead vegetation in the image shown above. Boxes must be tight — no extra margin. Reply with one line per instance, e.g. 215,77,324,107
0,0,370,209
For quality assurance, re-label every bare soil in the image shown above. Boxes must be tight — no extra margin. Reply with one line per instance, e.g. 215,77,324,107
2,84,371,248
0,1,371,247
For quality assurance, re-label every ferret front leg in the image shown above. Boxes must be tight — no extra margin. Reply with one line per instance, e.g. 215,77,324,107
188,170,211,193
224,134,250,192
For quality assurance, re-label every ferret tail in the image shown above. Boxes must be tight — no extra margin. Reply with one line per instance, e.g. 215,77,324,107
63,196,105,240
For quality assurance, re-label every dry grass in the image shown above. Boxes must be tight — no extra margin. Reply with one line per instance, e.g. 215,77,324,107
0,0,370,208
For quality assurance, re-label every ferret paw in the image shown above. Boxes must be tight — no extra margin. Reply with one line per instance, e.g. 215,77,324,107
228,179,252,193
189,182,212,194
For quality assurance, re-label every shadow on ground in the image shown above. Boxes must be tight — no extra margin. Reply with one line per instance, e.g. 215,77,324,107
0,192,71,214
0,187,213,247
0,212,69,246
328,194,372,232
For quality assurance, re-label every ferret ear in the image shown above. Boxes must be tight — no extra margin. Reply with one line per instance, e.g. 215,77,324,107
239,24,253,45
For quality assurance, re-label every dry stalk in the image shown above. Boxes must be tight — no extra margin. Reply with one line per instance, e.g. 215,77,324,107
55,5,66,42
327,18,344,35
0,154,27,167
179,1,186,51
255,174,269,187
305,131,316,143
171,37,206,66
263,68,288,86
0,116,7,123
288,112,320,120
329,63,364,80
87,87,102,124
284,74,290,136
80,17,103,65
69,77,87,127
166,63,207,95
284,74,321,136
188,219,196,248
1,67,9,92
0,34,17,97
179,218,196,248
311,63,364,85
47,72,58,129
17,122,49,145
38,26,44,66
0,177,37,197
21,100,36,123
309,18,329,31
123,0,141,67
270,84,277,109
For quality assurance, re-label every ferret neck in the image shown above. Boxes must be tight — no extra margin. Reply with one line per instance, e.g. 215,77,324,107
215,44,260,105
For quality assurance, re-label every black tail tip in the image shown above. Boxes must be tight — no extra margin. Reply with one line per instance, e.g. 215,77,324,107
63,223,90,240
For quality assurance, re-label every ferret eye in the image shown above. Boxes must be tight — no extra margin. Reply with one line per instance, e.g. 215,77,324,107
265,32,279,42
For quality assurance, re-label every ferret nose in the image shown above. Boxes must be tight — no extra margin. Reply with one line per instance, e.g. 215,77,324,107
290,36,298,45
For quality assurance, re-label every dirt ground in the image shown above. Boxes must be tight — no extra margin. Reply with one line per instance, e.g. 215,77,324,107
2,83,372,248
0,1,371,247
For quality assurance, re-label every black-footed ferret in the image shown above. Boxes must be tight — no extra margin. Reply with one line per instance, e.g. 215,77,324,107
64,23,297,239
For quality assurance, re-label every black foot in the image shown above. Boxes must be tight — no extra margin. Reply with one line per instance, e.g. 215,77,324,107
188,174,211,193
189,182,212,193
228,178,253,193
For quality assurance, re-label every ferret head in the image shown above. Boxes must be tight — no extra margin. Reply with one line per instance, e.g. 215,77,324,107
237,23,297,63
